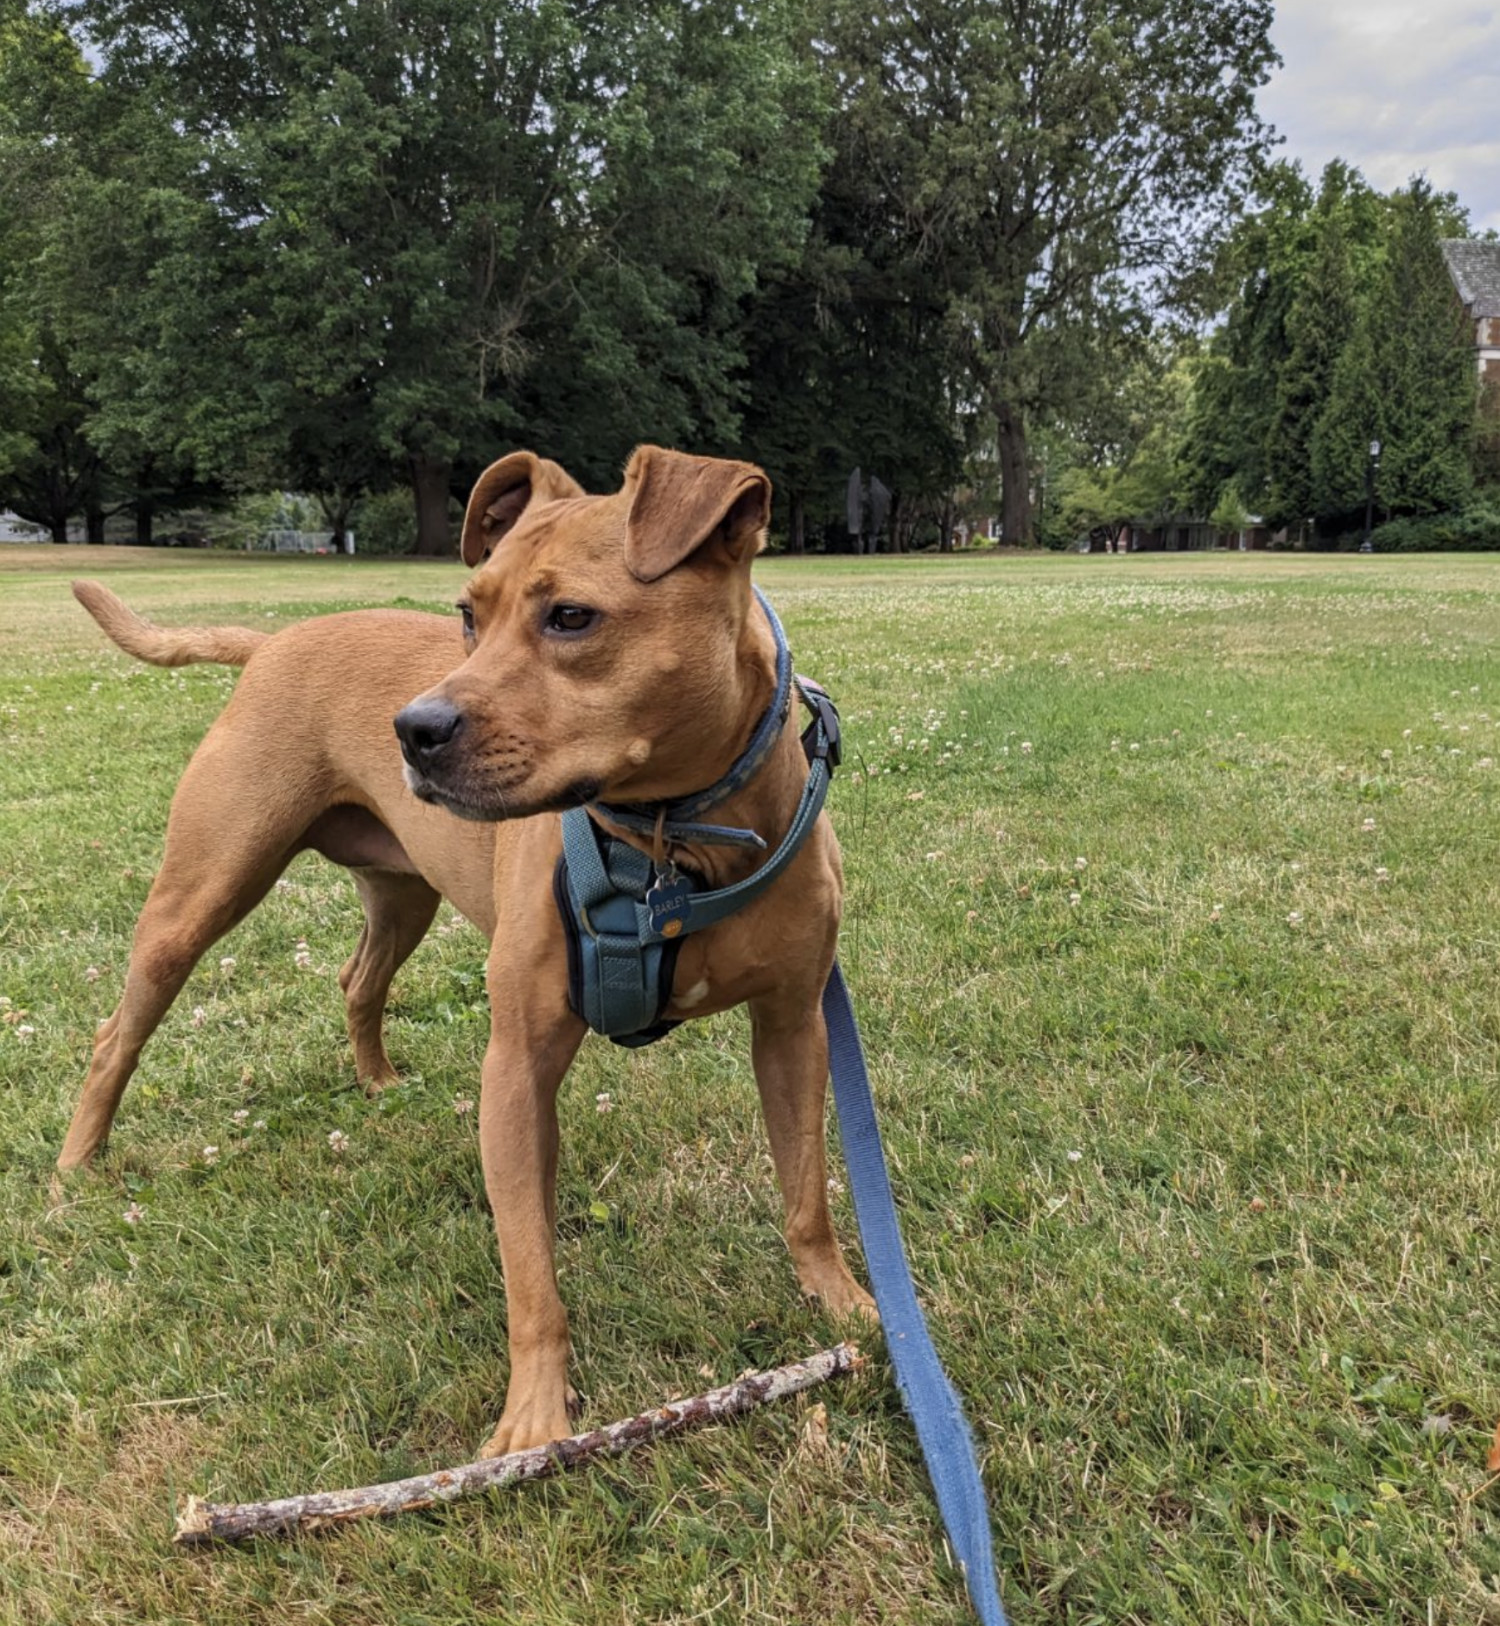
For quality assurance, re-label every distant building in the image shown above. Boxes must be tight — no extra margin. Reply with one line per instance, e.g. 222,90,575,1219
1441,239,1500,381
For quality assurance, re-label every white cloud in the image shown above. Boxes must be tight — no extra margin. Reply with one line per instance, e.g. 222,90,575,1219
1262,1,1500,230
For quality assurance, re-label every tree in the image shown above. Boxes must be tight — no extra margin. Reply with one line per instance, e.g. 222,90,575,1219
0,9,98,540
829,0,1276,544
1262,165,1367,533
68,0,825,552
1313,179,1475,525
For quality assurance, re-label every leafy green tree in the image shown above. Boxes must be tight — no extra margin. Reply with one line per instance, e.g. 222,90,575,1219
0,9,97,539
70,0,824,551
828,0,1276,544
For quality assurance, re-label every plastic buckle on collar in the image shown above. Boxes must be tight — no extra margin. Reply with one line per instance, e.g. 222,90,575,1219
799,681,842,771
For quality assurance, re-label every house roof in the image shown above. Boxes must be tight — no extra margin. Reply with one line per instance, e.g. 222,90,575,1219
1441,239,1500,318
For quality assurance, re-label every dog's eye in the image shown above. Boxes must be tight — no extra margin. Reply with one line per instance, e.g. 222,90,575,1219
545,604,598,636
457,602,475,638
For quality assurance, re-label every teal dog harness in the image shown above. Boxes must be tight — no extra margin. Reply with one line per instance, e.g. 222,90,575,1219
554,588,839,1045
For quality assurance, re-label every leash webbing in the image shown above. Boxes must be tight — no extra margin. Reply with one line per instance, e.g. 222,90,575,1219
823,961,1009,1626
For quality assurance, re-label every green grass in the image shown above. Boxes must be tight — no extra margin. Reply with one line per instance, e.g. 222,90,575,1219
2,543,1498,1624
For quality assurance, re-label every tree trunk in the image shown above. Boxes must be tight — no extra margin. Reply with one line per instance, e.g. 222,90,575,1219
788,492,805,555
881,494,899,553
135,499,154,547
86,503,107,544
50,515,69,544
410,455,453,556
995,400,1032,545
318,491,353,554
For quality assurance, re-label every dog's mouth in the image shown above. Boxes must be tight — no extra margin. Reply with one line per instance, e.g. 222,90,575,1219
404,765,601,822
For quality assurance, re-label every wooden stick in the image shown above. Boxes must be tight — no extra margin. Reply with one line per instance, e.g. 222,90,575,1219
174,1342,863,1546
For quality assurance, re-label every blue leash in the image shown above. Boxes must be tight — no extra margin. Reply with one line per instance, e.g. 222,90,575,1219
823,961,1009,1626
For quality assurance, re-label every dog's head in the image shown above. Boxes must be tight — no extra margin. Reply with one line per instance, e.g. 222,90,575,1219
394,445,773,822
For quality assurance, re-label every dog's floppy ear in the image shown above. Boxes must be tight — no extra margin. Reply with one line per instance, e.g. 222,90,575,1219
460,452,586,567
622,445,771,584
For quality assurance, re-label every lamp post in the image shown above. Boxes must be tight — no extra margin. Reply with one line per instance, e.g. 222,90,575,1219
1360,438,1382,552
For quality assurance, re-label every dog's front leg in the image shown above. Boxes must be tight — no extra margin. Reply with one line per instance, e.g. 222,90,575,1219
475,979,587,1458
749,993,877,1319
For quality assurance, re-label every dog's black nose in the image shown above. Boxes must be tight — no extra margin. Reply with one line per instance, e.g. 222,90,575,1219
395,697,464,769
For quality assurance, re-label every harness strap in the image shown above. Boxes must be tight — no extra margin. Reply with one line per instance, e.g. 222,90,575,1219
642,692,834,941
558,816,672,1041
823,961,1009,1626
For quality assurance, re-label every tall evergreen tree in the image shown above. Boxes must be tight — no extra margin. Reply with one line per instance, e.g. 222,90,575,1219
1372,180,1477,516
1263,166,1362,534
1312,179,1475,525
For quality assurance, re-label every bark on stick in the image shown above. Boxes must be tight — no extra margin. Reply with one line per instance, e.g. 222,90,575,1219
174,1342,862,1546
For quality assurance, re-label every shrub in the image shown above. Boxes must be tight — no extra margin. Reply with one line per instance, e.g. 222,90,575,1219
1368,505,1500,552
353,489,419,555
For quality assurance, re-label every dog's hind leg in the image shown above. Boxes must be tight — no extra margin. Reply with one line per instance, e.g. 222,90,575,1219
338,868,441,1090
57,747,307,1170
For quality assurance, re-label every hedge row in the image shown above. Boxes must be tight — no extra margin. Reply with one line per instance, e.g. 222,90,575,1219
1369,506,1500,551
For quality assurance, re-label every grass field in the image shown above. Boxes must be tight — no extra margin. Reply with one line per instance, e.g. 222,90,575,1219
2,543,1499,1625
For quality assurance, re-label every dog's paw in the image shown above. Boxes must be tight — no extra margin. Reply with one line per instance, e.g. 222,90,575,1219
478,1401,577,1460
815,1282,879,1322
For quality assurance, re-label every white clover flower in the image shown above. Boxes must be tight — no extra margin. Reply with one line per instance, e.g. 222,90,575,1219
1286,911,1302,927
1020,740,1033,754
1361,818,1376,832
202,1145,220,1166
219,956,236,971
595,1093,613,1115
1066,1150,1082,1164
1074,857,1087,871
327,1130,348,1155
232,1108,249,1124
453,1097,475,1116
85,965,101,983
123,1202,144,1225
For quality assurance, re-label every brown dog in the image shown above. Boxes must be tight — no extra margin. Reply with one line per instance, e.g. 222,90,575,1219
60,446,874,1456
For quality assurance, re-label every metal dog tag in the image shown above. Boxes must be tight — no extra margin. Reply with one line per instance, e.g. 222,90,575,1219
647,869,693,938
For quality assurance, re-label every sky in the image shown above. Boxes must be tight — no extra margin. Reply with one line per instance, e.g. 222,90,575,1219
1260,1,1500,233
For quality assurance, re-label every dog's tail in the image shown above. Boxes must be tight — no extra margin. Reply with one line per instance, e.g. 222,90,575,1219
72,580,271,668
